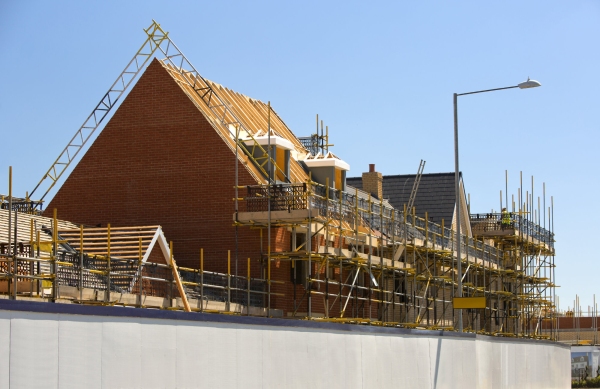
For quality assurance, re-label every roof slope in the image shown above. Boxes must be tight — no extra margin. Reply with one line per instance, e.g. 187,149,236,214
346,173,456,224
0,208,78,244
345,185,393,209
160,62,310,185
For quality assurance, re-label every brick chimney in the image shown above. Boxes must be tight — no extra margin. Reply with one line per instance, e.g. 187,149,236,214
362,164,383,200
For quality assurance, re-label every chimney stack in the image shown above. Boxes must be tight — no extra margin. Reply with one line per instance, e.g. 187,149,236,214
362,164,383,200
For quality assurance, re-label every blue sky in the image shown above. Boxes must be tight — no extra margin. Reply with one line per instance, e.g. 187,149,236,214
1,1,599,312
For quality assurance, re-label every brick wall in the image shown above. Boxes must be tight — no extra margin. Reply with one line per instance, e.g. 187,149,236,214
550,317,600,330
362,164,383,199
45,59,272,292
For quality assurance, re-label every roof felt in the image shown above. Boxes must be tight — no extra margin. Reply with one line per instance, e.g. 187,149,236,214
346,172,457,224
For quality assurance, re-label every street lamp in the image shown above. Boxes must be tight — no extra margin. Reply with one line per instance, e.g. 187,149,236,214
453,78,541,332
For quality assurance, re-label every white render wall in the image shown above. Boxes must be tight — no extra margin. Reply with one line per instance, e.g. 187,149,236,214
0,308,570,389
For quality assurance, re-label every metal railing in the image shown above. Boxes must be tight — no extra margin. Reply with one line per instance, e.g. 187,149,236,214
245,184,307,212
470,213,554,248
0,197,43,215
298,135,320,156
0,245,267,309
241,182,505,265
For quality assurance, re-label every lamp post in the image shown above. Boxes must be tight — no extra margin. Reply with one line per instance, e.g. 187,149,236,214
453,78,541,332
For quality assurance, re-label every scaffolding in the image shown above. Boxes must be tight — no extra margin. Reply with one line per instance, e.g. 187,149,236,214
0,208,278,314
551,295,600,346
0,164,558,337
234,169,556,337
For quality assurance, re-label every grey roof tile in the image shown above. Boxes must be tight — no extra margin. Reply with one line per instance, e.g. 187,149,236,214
346,172,457,224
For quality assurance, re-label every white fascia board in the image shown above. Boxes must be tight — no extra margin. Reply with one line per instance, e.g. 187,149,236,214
127,227,166,292
228,124,250,139
303,157,350,171
243,135,294,151
142,229,160,264
156,227,173,266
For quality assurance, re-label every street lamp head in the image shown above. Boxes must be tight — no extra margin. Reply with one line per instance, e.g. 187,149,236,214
518,77,542,89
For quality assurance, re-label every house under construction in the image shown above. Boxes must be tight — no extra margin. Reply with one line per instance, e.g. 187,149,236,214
0,21,557,341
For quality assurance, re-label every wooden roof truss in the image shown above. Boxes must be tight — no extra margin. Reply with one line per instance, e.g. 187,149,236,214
58,225,178,294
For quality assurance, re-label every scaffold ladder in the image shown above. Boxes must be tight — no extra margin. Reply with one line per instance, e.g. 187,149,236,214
407,159,426,212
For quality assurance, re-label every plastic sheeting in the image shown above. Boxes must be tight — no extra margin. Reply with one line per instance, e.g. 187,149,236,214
0,309,570,389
